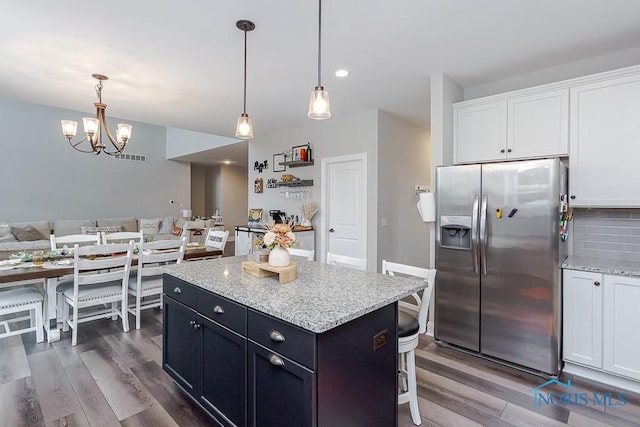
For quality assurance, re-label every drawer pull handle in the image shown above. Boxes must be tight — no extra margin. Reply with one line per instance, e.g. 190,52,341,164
594,281,600,286
270,330,286,342
269,354,285,366
213,305,225,314
189,320,201,330
173,287,182,294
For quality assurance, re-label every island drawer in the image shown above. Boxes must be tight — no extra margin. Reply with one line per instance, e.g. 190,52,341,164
248,309,316,369
197,289,247,335
163,275,197,307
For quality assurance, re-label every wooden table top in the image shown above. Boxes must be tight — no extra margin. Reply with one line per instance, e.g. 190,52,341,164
0,247,222,284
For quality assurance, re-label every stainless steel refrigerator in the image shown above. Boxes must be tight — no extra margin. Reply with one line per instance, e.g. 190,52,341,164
434,158,567,375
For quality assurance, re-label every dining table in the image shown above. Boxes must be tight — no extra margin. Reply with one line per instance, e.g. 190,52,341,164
0,246,222,343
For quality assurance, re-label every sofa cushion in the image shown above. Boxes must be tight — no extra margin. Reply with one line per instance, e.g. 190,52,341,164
81,226,121,235
0,233,18,243
8,220,50,239
11,225,46,242
159,217,175,234
139,218,161,236
54,219,96,236
96,217,137,232
0,224,11,238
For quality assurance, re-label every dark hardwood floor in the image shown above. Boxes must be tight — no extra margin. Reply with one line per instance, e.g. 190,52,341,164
1,302,639,426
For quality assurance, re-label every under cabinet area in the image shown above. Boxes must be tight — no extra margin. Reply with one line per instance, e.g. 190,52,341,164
453,88,568,164
563,269,640,383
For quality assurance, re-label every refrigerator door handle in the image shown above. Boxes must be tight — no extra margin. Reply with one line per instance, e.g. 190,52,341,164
480,195,488,276
471,194,479,274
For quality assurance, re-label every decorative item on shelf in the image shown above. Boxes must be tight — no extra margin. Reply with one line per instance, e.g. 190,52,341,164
235,20,256,139
281,173,295,182
308,0,331,119
254,160,268,173
254,178,263,193
248,208,263,223
266,178,278,188
61,74,132,156
299,201,318,227
255,223,296,267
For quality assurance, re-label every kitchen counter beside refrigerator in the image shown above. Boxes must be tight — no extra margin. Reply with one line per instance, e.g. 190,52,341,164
435,158,568,375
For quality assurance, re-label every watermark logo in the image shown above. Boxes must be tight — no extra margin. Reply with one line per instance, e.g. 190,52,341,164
532,379,627,409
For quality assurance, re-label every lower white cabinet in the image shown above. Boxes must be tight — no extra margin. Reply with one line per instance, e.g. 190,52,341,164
563,270,602,368
235,229,254,256
564,269,640,382
295,230,315,256
603,274,640,380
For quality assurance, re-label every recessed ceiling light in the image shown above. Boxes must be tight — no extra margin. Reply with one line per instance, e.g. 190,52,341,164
224,160,231,164
334,69,349,78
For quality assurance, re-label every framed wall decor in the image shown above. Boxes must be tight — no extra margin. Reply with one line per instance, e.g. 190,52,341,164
273,153,286,172
254,178,263,193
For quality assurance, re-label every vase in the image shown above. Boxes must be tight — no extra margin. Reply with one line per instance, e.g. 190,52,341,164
268,246,291,267
301,218,312,227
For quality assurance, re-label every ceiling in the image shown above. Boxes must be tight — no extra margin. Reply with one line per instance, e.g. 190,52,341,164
2,1,640,165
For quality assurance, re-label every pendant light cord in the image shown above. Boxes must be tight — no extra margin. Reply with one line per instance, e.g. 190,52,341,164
243,28,248,114
317,0,322,87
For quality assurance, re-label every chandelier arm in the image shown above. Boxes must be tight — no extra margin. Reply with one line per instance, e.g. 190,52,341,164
98,108,125,152
68,136,100,154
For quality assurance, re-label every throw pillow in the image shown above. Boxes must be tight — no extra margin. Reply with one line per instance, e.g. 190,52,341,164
159,217,175,234
172,226,182,236
11,225,45,242
140,218,161,236
0,224,11,238
81,226,121,235
0,233,18,243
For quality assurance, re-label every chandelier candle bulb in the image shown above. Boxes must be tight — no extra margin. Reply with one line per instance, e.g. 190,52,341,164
61,120,78,138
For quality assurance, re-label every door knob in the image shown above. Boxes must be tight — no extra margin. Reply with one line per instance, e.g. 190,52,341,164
329,228,335,233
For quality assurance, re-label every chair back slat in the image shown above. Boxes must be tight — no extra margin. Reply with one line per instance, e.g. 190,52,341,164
205,229,229,251
51,233,101,251
382,260,437,334
72,242,134,291
326,252,367,271
137,238,186,278
288,248,315,261
102,231,144,245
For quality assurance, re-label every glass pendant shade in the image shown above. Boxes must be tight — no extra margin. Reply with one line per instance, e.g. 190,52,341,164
116,123,132,143
235,113,254,139
308,86,331,119
61,120,78,138
82,117,99,137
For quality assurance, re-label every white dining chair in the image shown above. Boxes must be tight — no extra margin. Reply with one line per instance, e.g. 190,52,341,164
204,229,229,258
128,238,186,329
101,230,144,245
0,287,44,343
326,252,367,271
57,242,134,346
288,247,315,261
382,259,436,426
50,233,101,251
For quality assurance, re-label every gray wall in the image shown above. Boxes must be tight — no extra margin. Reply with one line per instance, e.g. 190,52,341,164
191,165,206,217
572,209,640,261
0,97,190,222
377,112,430,268
219,165,248,236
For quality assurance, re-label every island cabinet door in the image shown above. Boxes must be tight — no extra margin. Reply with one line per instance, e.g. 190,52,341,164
198,314,247,427
163,297,199,394
248,341,315,427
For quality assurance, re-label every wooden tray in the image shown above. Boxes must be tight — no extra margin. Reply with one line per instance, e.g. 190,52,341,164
293,225,313,231
241,261,297,284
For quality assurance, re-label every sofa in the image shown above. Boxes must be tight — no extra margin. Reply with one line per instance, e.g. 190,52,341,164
0,216,217,260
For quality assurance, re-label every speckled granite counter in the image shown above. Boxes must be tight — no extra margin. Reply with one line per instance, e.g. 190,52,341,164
164,256,428,333
563,256,640,277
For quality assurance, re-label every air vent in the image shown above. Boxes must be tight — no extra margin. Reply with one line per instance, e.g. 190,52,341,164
113,153,147,162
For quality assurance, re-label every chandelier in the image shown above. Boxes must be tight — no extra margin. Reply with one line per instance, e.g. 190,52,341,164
61,74,132,156
308,0,331,119
235,20,255,139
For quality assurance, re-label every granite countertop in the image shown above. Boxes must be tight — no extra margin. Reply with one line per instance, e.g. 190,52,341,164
164,256,428,333
562,256,640,277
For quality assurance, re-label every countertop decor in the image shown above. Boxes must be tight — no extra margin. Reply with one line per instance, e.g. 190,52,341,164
563,256,640,277
164,256,426,333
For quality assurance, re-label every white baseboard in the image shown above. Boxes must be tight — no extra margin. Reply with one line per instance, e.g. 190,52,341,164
426,320,434,337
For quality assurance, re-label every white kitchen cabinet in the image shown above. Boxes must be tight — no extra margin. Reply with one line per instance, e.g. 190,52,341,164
569,72,640,206
603,274,640,381
563,269,603,368
453,89,568,164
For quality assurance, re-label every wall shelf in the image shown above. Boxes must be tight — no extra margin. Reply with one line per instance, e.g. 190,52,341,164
276,179,314,187
279,160,314,168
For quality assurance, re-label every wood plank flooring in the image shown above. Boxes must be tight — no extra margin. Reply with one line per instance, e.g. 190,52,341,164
1,308,639,426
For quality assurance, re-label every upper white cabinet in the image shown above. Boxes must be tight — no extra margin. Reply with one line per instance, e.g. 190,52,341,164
454,89,569,164
569,72,640,206
603,274,640,380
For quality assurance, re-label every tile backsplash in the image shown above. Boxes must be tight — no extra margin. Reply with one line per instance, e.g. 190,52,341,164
572,209,640,261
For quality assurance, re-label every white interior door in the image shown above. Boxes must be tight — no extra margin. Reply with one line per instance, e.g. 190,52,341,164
321,153,367,264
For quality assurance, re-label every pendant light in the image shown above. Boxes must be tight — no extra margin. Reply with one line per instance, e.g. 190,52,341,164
308,0,331,119
235,20,255,139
